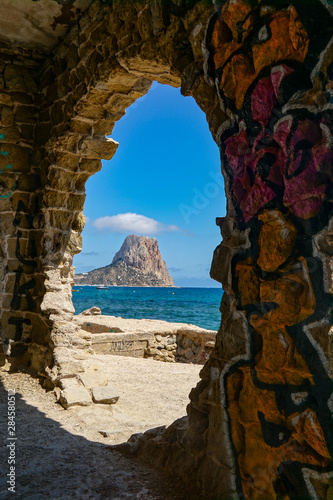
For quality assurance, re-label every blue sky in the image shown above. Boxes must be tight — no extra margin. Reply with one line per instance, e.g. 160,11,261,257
73,82,226,287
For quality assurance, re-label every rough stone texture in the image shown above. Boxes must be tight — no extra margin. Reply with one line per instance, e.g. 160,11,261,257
57,367,117,408
75,260,172,287
0,0,331,498
112,235,174,286
92,385,119,405
75,234,174,286
79,367,108,389
74,312,216,364
80,306,102,316
0,0,93,54
59,385,93,409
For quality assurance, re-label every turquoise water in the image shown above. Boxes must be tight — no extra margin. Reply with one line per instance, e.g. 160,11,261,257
72,286,222,331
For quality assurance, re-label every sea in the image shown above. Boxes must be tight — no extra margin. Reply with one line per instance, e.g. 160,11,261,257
72,286,223,331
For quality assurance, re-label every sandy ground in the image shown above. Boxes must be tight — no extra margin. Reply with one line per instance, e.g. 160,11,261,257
0,355,201,499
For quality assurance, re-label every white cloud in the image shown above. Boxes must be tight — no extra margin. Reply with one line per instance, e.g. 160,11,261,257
92,213,181,235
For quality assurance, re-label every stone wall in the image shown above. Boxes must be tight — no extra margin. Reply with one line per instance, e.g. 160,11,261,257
0,52,53,373
34,0,222,385
205,4,333,497
0,1,332,498
74,310,216,364
147,331,215,364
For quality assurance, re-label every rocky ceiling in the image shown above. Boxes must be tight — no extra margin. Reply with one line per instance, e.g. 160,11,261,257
0,0,92,54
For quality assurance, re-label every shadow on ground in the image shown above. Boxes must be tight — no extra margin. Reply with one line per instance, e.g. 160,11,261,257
0,368,195,500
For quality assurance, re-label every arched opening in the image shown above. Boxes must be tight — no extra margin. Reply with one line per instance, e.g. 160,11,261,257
73,81,224,326
66,81,225,441
30,18,231,483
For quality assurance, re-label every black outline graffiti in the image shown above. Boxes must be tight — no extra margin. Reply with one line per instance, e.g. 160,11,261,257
8,198,39,345
206,1,333,496
110,340,134,352
8,317,31,342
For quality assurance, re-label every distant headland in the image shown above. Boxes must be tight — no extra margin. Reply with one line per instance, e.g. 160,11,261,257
74,235,174,287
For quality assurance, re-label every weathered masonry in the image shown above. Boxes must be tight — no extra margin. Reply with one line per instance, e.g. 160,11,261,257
0,0,332,498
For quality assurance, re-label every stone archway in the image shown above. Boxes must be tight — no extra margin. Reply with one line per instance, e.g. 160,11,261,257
0,1,332,498
36,1,225,379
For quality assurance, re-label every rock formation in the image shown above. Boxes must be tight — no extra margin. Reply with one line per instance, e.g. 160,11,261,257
75,235,174,287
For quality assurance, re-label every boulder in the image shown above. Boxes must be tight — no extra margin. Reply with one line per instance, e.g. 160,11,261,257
60,386,92,408
92,385,120,404
80,369,108,388
81,306,102,316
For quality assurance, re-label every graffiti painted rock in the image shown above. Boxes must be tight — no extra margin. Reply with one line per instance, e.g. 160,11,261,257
257,210,297,272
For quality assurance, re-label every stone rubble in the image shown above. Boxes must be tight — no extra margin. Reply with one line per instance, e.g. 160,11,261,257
42,309,216,409
57,362,120,408
79,365,109,388
0,362,195,499
92,385,120,404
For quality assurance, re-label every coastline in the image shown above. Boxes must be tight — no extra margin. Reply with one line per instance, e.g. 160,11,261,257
71,286,222,331
74,308,217,364
73,284,177,288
